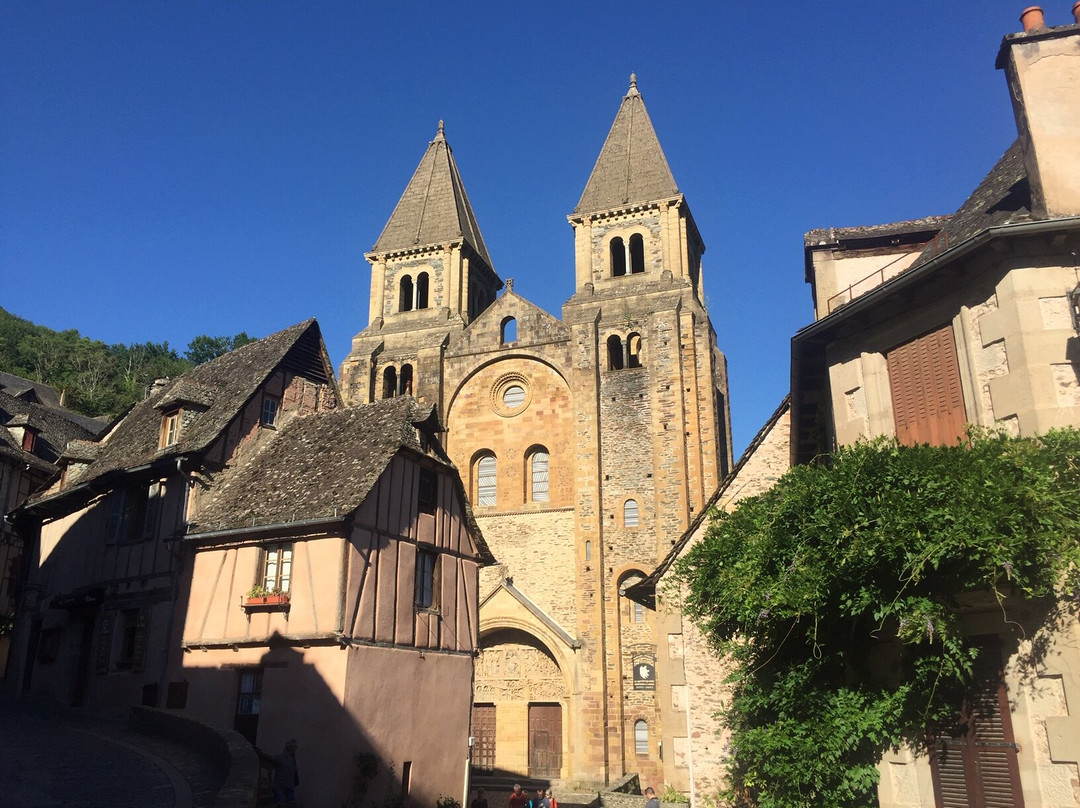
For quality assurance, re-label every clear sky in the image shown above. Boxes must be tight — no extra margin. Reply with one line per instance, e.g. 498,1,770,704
1,1,1054,455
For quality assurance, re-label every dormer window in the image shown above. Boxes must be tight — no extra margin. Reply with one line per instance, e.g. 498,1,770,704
261,395,280,427
160,410,181,448
21,427,37,453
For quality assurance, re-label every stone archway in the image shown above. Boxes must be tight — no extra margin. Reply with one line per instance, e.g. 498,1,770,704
473,628,568,779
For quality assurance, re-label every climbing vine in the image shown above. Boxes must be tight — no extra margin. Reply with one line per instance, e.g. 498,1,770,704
673,429,1080,808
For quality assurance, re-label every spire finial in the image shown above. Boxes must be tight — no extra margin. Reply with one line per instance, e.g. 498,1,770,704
434,119,446,141
627,73,639,96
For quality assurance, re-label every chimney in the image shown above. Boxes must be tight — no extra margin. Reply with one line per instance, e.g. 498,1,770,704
997,5,1080,218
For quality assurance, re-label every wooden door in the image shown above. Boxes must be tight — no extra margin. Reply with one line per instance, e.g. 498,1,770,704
471,704,496,773
929,639,1024,807
528,703,563,778
887,325,968,446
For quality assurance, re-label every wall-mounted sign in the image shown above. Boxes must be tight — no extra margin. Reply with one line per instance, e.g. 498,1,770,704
632,655,656,690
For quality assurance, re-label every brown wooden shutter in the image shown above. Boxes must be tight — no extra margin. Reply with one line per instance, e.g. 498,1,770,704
929,637,1025,808
887,324,967,446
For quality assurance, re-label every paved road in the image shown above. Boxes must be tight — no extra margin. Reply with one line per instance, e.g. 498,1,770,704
0,693,219,808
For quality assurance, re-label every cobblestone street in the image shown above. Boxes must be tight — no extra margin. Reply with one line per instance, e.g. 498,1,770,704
0,693,220,808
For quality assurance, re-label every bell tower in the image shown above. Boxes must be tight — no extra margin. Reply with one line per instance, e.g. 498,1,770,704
340,121,501,408
561,74,731,786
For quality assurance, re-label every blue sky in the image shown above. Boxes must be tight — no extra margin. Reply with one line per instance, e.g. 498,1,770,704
1,1,1053,454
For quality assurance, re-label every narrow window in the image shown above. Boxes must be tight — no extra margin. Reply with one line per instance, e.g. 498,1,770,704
160,410,181,448
610,237,627,277
234,669,262,744
415,272,430,309
501,316,517,345
633,601,645,623
399,275,414,312
530,449,549,502
399,364,414,396
635,719,649,755
628,332,643,369
585,541,592,561
141,481,163,541
382,366,397,399
116,608,149,671
629,233,645,274
624,499,639,528
415,550,439,609
418,468,437,515
477,454,497,506
607,335,625,370
263,545,293,593
261,395,280,427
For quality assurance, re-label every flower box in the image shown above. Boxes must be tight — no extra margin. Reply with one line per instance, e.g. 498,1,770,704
243,593,290,608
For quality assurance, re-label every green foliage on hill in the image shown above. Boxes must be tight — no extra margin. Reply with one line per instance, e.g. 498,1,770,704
0,307,256,419
673,430,1080,808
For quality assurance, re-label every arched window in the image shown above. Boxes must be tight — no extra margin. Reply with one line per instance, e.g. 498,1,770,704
415,273,430,309
610,237,627,277
635,720,649,755
476,454,497,507
628,332,642,369
607,335,625,370
382,366,397,399
585,540,592,561
501,316,517,345
399,276,414,312
624,499,639,528
399,364,414,396
629,233,645,274
529,448,549,502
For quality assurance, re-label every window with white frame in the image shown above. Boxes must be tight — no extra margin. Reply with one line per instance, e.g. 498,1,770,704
262,545,293,593
261,395,280,427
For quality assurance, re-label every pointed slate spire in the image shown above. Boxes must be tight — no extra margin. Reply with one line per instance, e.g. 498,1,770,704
373,121,494,270
574,75,679,216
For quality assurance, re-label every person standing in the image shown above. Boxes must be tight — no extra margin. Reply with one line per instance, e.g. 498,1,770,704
508,784,528,808
545,789,557,808
472,788,490,808
644,787,660,808
273,739,300,806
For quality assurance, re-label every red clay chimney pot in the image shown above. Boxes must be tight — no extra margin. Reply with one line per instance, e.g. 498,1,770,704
1020,5,1046,31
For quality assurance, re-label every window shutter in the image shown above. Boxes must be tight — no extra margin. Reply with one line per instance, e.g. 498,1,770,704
887,325,967,446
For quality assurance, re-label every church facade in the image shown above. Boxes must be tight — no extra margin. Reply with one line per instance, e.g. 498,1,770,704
340,76,733,788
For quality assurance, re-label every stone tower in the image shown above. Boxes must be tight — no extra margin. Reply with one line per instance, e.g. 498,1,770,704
339,120,502,411
340,78,731,790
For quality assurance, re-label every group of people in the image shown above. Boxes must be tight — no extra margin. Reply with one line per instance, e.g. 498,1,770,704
474,784,557,808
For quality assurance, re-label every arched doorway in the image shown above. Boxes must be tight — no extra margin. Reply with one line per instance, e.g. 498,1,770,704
472,628,567,779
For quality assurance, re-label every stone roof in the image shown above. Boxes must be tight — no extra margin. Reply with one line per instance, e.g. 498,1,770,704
803,216,951,249
909,140,1032,269
63,319,333,487
0,372,61,407
189,396,437,533
371,121,494,271
0,388,103,467
574,75,679,217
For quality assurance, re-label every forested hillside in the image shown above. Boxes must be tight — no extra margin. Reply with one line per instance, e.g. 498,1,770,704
0,307,254,418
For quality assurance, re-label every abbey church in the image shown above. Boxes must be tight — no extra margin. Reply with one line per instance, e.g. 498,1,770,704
340,76,733,789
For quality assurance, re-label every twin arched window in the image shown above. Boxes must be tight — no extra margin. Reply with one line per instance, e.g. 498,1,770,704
472,448,551,507
382,363,414,399
607,333,643,370
398,272,430,312
610,234,645,277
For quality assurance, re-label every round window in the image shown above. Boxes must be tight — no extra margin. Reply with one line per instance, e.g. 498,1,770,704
502,385,526,409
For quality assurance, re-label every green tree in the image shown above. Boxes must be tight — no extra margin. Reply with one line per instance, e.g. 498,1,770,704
674,431,1080,808
184,332,256,365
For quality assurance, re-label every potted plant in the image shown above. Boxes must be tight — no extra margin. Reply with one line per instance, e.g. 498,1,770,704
244,585,290,607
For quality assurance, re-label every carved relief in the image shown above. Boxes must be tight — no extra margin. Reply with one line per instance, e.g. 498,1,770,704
474,642,565,702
